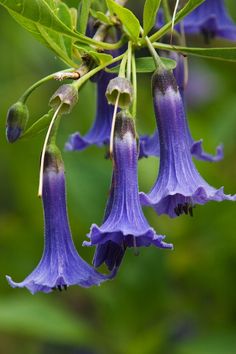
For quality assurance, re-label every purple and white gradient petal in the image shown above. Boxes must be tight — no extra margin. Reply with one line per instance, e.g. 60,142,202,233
140,69,236,218
84,112,173,258
139,51,223,162
6,150,113,294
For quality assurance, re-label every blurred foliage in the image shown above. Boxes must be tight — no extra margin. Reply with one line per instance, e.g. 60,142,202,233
0,1,236,354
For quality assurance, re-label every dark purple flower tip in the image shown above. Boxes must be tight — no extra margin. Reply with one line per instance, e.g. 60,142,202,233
6,150,114,294
84,111,173,259
191,140,224,162
65,71,114,151
6,102,29,143
140,69,236,218
6,126,23,143
152,67,178,95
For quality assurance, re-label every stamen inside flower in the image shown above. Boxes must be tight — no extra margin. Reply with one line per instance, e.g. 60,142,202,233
174,202,194,217
52,284,68,292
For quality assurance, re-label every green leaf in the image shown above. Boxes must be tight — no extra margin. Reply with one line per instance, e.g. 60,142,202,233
150,0,205,41
22,109,54,139
0,0,124,51
0,0,77,36
56,1,74,58
143,0,161,37
158,44,236,62
75,44,113,64
0,296,91,346
78,0,92,35
0,0,93,44
106,0,140,43
1,1,79,66
90,9,113,25
70,7,78,31
174,46,236,62
36,24,78,67
109,56,176,73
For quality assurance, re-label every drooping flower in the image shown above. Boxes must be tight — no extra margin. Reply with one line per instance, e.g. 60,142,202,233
140,68,236,218
181,0,236,42
139,51,223,162
6,147,113,294
91,174,126,271
65,70,114,151
156,0,236,42
84,111,173,263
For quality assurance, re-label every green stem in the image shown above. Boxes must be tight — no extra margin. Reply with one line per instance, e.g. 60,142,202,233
85,35,126,50
162,0,171,22
152,41,183,52
72,53,125,90
127,41,132,81
131,53,137,118
19,68,75,104
49,114,61,146
119,51,128,78
145,36,164,69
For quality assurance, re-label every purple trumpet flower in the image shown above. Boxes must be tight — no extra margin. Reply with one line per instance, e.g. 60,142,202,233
65,70,114,151
157,0,236,42
139,51,223,162
182,0,236,42
140,68,236,218
84,111,173,259
6,148,113,294
92,175,126,271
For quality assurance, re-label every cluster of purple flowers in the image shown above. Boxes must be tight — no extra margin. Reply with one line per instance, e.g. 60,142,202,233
6,0,236,294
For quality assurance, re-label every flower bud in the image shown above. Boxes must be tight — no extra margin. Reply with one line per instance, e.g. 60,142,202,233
49,84,78,114
6,102,29,143
106,77,133,109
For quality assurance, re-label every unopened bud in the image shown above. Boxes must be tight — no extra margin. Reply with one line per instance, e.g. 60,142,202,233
6,102,29,143
106,77,133,109
49,84,78,114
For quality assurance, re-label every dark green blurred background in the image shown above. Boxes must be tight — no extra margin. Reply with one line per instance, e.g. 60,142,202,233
0,1,236,353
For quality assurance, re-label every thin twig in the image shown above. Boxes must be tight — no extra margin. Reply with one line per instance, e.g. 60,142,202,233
38,103,62,197
109,93,120,158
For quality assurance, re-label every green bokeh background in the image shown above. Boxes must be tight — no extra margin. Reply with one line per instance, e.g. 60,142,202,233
0,1,236,353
